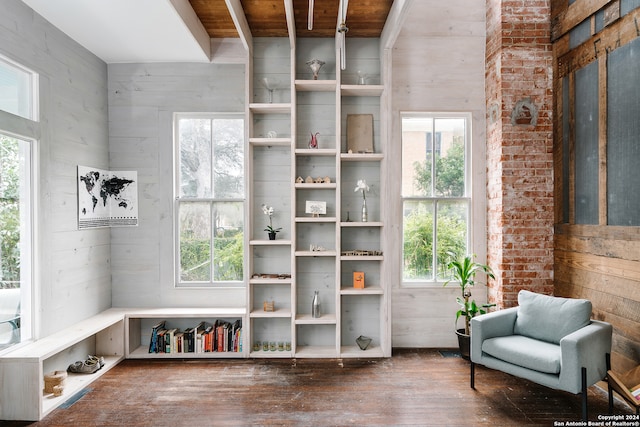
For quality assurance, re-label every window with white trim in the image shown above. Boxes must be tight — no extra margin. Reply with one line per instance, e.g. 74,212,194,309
174,114,245,287
0,54,37,350
401,113,471,285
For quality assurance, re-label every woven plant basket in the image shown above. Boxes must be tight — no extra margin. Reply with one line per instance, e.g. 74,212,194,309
43,370,67,394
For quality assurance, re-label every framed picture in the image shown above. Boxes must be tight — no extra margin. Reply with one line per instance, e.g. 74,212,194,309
347,114,374,153
305,200,327,216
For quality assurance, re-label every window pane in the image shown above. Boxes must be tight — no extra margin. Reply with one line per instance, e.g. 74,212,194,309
434,118,466,197
403,200,435,281
0,134,30,349
435,200,469,280
179,202,211,282
0,57,35,120
178,118,212,198
402,117,433,197
212,119,244,199
212,202,243,281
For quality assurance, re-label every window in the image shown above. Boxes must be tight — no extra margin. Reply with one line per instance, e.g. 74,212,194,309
0,55,38,121
0,133,33,349
401,113,471,285
0,54,37,351
174,114,245,287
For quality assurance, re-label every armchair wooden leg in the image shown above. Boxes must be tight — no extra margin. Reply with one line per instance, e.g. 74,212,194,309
581,367,588,421
471,361,475,389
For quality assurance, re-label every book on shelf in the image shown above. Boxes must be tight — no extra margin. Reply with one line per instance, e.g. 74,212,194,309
148,320,166,353
146,319,242,354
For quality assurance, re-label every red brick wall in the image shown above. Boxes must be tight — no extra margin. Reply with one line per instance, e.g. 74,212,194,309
485,0,554,309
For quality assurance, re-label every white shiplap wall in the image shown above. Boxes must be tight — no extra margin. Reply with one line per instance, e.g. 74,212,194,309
107,57,247,308
0,0,111,337
389,0,488,347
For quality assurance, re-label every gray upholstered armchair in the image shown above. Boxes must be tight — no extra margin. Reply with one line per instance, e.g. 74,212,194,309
470,290,612,421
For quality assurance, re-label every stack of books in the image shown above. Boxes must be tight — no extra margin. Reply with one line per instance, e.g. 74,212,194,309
148,319,242,353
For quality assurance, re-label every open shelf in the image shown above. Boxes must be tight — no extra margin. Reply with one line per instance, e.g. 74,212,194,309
295,313,337,324
340,286,384,295
250,308,292,318
340,221,383,227
340,84,384,96
295,346,338,358
295,148,337,156
249,137,291,146
340,153,384,161
295,79,337,92
249,239,292,246
249,103,291,114
295,250,337,257
340,345,384,358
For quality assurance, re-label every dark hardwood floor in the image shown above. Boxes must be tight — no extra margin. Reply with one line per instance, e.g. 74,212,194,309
2,349,634,426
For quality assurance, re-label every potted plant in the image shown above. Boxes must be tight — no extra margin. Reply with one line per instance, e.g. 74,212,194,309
261,204,282,240
444,252,495,360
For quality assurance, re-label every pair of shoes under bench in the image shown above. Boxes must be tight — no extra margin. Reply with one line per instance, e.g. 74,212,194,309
67,359,100,374
87,355,105,369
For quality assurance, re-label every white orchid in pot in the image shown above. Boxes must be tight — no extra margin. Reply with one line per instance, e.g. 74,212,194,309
354,179,370,222
262,204,282,240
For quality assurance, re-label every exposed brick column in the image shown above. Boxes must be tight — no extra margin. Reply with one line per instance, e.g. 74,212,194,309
485,0,554,309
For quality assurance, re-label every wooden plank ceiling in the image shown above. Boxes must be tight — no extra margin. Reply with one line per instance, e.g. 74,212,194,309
190,0,394,38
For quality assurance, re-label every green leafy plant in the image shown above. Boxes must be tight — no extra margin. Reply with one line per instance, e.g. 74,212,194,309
444,252,495,335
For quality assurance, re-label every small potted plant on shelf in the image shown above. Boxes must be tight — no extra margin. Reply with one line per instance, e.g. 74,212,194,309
262,203,282,240
443,252,495,360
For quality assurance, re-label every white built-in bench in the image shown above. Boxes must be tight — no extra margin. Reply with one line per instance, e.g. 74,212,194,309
0,307,245,421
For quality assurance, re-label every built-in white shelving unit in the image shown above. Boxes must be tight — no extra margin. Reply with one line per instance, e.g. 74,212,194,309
246,25,389,359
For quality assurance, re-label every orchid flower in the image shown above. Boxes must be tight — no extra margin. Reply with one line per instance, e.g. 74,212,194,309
354,179,370,200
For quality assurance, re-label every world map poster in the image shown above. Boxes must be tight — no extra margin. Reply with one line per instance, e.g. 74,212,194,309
77,165,138,229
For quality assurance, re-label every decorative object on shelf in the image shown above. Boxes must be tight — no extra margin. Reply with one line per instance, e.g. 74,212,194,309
310,244,327,251
312,290,321,318
356,335,372,350
309,131,319,149
306,59,325,80
353,271,365,289
323,176,331,183
305,176,314,183
253,341,261,352
345,211,351,222
43,370,67,394
296,176,304,184
305,200,327,217
354,179,370,222
356,70,368,85
342,249,382,256
267,130,278,139
251,273,292,279
314,177,324,184
261,77,280,103
52,385,64,397
263,300,275,312
262,203,282,239
347,114,374,153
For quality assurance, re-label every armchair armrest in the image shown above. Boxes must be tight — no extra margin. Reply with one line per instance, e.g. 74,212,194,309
470,306,518,363
559,320,612,393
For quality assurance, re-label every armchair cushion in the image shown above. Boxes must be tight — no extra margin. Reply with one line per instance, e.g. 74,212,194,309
513,290,591,344
482,335,561,374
